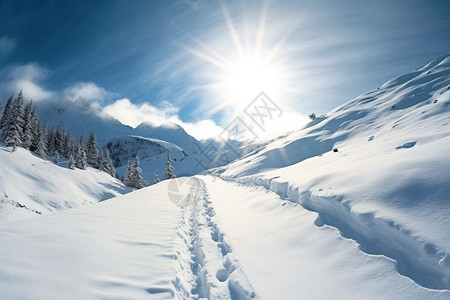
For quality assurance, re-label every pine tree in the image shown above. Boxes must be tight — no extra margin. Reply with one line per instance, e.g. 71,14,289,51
153,169,160,184
98,148,116,178
35,125,47,158
5,94,25,150
123,156,145,189
46,128,55,155
86,132,99,168
63,131,73,158
165,152,175,179
54,124,65,157
78,133,86,156
131,155,145,189
122,160,132,186
68,153,76,169
29,107,40,152
75,143,87,169
0,95,13,141
53,151,60,163
21,101,33,149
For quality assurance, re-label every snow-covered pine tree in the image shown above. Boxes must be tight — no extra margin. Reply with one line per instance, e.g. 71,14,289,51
54,124,66,157
21,101,33,150
98,148,116,178
35,125,47,158
78,133,86,156
5,93,25,150
29,107,40,152
153,169,160,184
122,160,132,186
63,131,73,158
165,152,175,179
123,156,145,189
75,143,87,169
46,128,55,155
0,95,13,141
86,132,99,168
53,151,60,163
130,155,145,189
68,153,76,169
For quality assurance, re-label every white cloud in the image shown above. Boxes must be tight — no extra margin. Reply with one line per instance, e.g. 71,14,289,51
0,36,16,60
103,98,178,127
63,82,109,103
181,119,224,140
2,63,56,101
103,98,223,140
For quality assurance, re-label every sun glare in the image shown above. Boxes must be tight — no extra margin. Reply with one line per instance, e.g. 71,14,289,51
225,56,284,111
181,1,302,135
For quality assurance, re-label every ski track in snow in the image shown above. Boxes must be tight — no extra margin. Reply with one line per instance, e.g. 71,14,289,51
219,175,450,291
173,177,257,299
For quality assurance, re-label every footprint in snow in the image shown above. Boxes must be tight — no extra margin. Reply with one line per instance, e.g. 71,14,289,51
396,141,416,149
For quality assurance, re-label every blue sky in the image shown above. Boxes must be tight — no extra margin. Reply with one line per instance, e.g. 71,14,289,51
0,0,449,139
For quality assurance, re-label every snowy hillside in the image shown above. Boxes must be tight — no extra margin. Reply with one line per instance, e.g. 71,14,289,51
211,53,450,290
0,146,130,222
0,175,448,299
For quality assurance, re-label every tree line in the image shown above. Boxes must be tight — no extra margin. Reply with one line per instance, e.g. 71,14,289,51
0,91,116,177
122,152,175,189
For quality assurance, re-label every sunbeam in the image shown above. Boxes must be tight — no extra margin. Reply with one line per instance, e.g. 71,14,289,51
181,1,295,120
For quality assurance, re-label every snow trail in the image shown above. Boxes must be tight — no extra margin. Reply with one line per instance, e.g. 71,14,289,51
173,177,257,299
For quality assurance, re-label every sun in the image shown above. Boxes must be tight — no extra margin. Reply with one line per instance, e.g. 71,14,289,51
224,56,285,111
181,1,295,120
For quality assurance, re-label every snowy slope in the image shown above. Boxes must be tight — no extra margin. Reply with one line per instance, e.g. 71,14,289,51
0,176,448,299
0,146,130,222
0,180,182,299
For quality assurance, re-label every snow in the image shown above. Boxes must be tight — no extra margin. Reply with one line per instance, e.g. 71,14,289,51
0,53,450,298
0,146,130,222
1,176,448,298
200,176,450,299
0,181,182,299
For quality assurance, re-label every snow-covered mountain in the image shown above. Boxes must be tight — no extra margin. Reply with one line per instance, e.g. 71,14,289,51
0,54,449,299
134,122,202,155
31,98,203,154
106,135,187,168
34,98,133,145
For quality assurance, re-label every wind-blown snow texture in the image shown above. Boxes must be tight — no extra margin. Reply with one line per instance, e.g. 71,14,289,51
0,54,449,299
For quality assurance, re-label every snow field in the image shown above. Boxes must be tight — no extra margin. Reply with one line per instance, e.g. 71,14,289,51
0,181,182,299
